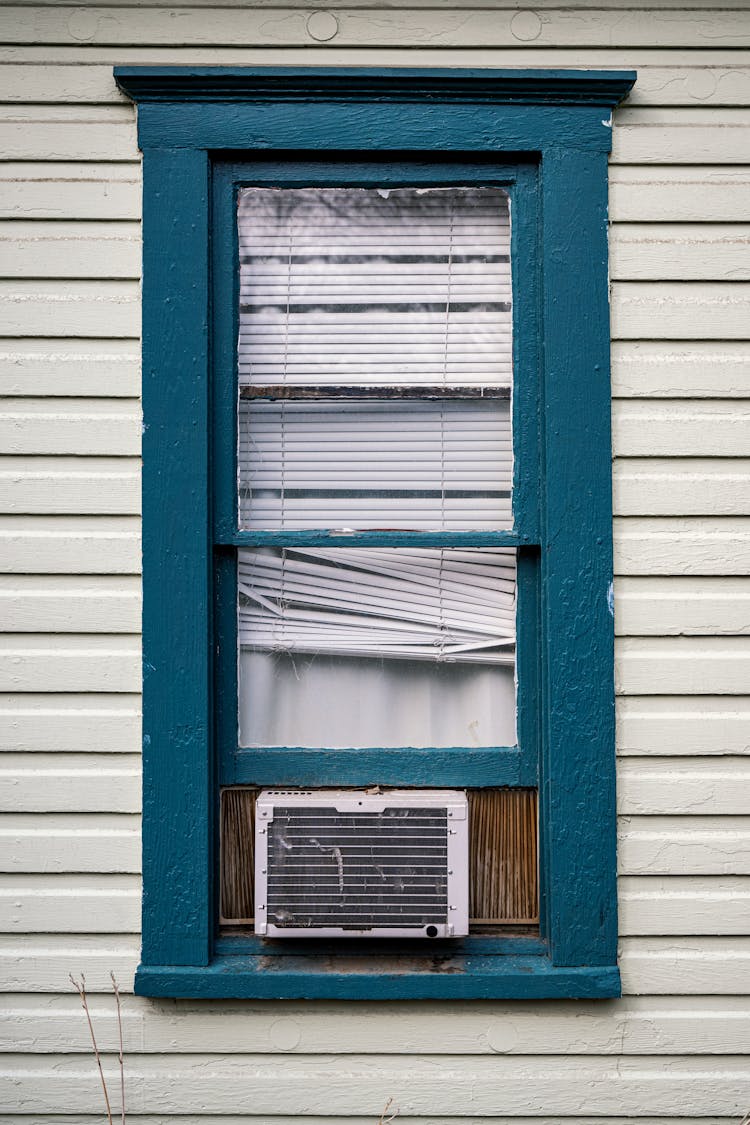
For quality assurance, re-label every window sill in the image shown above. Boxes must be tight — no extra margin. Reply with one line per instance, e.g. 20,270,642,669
135,938,620,1000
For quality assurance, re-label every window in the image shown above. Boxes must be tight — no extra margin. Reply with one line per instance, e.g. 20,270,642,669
117,66,635,999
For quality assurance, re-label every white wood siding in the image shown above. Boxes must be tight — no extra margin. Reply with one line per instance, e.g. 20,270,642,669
0,2,749,1120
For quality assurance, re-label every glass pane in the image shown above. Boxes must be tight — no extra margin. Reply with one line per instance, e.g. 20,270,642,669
238,547,516,748
237,185,513,532
239,398,511,531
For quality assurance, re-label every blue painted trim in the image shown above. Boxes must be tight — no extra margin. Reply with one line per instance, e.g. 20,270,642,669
136,956,620,1000
230,746,534,788
226,530,525,548
141,148,213,967
538,147,618,966
127,66,633,999
115,66,635,107
214,934,546,957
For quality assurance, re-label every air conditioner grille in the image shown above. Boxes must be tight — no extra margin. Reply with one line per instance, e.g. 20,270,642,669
266,806,449,929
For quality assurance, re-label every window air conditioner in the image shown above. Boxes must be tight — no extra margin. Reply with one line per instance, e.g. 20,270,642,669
254,789,469,938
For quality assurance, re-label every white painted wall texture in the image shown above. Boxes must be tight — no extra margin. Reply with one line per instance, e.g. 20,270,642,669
0,1,749,1121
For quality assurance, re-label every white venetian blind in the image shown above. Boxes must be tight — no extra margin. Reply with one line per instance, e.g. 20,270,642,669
237,185,513,532
238,547,516,665
238,185,512,388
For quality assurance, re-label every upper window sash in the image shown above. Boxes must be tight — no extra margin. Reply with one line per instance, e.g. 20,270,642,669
210,161,542,548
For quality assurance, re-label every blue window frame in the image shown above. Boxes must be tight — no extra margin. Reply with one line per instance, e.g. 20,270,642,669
116,66,635,999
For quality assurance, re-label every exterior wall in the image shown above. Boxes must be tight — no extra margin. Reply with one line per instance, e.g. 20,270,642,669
0,1,749,1120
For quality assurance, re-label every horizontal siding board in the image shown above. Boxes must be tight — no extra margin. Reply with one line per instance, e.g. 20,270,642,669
0,695,141,753
618,815,750,875
617,696,750,756
0,874,141,933
613,459,750,517
610,225,750,282
0,813,141,873
0,163,141,222
614,517,750,576
0,121,137,162
0,753,141,810
620,937,750,995
617,758,750,813
1,993,749,1056
0,516,140,574
0,575,141,632
0,933,139,992
610,168,750,223
619,875,750,935
0,283,140,338
0,340,140,397
0,401,141,454
612,283,750,340
613,400,750,455
0,221,141,279
0,1053,747,1117
0,636,140,693
3,7,750,48
0,464,140,515
611,342,750,399
616,577,750,636
616,636,750,695
3,62,750,107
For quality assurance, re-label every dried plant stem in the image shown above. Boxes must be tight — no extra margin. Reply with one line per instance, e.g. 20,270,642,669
378,1097,397,1124
70,973,113,1125
110,972,126,1125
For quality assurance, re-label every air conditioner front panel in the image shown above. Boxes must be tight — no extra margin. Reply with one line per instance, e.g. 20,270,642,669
255,789,468,938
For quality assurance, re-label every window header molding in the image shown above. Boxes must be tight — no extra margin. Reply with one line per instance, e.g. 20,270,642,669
115,66,635,154
115,65,635,108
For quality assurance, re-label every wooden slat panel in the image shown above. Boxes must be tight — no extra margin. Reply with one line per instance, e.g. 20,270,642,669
612,283,750,340
619,874,750,935
611,224,750,281
619,815,750,875
0,221,141,279
610,168,750,223
613,400,750,455
614,458,750,517
612,342,750,399
618,758,750,813
220,787,255,924
0,695,141,754
0,339,140,397
0,874,141,932
0,516,140,574
616,577,750,636
468,788,538,924
0,401,140,454
0,635,141,693
0,575,141,632
0,1053,746,1117
0,282,140,338
0,753,141,810
614,517,750,576
3,7,750,48
0,121,136,162
0,460,141,516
